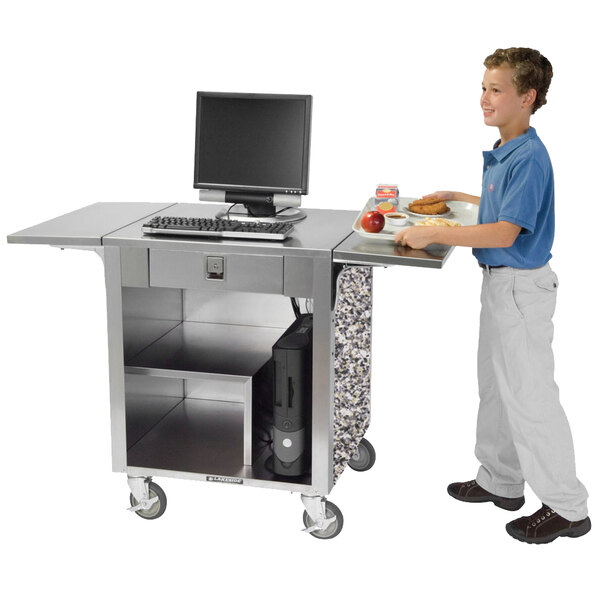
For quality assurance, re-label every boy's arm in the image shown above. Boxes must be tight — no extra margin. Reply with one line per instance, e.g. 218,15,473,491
423,191,481,205
395,221,521,250
452,192,480,205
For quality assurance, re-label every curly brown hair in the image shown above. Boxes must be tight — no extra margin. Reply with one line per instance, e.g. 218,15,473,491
484,48,553,114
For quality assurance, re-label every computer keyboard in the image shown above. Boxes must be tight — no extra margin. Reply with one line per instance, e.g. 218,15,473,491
142,216,294,240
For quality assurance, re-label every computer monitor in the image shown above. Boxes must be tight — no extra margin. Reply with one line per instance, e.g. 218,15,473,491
193,92,312,221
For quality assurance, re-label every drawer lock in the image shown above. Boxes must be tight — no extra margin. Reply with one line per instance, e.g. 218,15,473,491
206,256,225,280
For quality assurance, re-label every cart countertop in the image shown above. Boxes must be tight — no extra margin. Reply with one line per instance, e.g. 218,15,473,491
8,201,455,266
7,202,175,247
102,203,357,258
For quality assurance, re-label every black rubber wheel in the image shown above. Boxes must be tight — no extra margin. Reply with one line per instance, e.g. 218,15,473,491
348,438,376,472
129,481,167,520
302,501,344,539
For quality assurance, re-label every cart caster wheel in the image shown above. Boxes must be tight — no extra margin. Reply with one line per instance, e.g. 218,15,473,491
349,438,376,472
303,501,344,539
129,481,167,520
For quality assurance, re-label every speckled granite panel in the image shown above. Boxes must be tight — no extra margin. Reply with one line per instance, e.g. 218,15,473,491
333,266,373,484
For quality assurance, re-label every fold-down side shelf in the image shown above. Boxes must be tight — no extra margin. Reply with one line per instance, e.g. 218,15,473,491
333,231,453,268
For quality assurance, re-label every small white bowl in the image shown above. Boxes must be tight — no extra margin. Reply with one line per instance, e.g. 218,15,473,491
384,212,409,227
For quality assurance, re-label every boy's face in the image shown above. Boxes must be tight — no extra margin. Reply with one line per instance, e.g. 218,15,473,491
481,66,534,130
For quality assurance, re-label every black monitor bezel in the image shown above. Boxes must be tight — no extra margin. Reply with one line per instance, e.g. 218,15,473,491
193,91,312,195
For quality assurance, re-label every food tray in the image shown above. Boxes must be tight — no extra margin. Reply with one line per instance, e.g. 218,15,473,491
352,197,479,241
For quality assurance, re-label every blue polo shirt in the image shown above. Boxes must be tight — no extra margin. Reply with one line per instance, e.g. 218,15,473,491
473,127,554,269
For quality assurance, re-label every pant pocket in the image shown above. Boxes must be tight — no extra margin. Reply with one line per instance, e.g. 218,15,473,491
510,276,524,319
534,272,559,292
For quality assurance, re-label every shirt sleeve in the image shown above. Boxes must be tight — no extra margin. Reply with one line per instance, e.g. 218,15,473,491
497,156,544,236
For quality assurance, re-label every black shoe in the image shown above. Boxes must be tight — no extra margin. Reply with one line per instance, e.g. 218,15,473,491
506,504,592,544
447,480,525,511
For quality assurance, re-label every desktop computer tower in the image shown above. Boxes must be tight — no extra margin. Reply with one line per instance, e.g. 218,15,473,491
272,313,313,477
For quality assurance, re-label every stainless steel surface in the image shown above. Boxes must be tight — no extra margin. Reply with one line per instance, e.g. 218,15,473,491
126,396,311,489
120,247,149,288
9,201,464,270
7,202,174,246
123,286,182,319
116,240,332,494
185,376,249,403
126,321,285,377
122,286,183,361
103,203,356,258
242,379,253,465
311,256,335,495
125,378,184,448
123,319,181,365
125,373,184,399
125,466,313,494
284,256,314,298
126,380,254,465
187,376,253,465
149,249,284,294
104,247,128,473
8,201,467,271
126,397,243,474
333,232,454,268
183,290,294,327
126,371,255,468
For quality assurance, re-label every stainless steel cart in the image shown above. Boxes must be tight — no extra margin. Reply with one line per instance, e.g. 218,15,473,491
8,202,455,538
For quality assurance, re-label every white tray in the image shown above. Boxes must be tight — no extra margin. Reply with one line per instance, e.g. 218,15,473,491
352,197,479,241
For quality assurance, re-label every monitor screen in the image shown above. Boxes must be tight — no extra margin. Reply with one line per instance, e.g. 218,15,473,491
194,92,312,195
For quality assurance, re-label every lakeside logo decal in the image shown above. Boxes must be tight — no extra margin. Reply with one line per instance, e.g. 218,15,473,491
207,475,243,485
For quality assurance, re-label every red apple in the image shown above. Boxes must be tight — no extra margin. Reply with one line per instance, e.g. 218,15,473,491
361,210,385,233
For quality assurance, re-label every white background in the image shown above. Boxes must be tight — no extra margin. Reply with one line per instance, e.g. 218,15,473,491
2,1,598,598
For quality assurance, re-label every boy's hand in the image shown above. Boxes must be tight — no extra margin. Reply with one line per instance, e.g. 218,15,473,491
394,225,437,249
422,191,454,201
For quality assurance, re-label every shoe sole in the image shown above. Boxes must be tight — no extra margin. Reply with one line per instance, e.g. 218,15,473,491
506,517,592,544
447,486,525,511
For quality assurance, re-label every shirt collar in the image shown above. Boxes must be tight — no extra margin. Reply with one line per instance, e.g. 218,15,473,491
486,127,537,163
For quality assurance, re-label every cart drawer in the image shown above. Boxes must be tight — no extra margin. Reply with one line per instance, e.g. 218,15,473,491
149,249,283,293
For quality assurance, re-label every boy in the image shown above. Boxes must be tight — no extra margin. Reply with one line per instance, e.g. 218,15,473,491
395,48,591,543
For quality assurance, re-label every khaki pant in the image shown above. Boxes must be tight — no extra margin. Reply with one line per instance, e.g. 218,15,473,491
474,264,588,521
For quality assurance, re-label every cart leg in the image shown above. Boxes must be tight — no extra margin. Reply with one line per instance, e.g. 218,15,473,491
301,494,336,534
127,476,159,513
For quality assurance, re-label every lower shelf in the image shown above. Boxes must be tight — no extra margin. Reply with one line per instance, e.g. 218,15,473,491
126,396,311,487
128,397,243,475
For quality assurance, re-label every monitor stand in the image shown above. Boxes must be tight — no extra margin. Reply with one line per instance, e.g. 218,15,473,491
215,205,307,224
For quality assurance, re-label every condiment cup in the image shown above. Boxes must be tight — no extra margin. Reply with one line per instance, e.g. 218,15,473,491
384,212,409,227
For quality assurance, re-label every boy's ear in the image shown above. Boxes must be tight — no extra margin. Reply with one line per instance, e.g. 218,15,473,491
522,88,537,110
